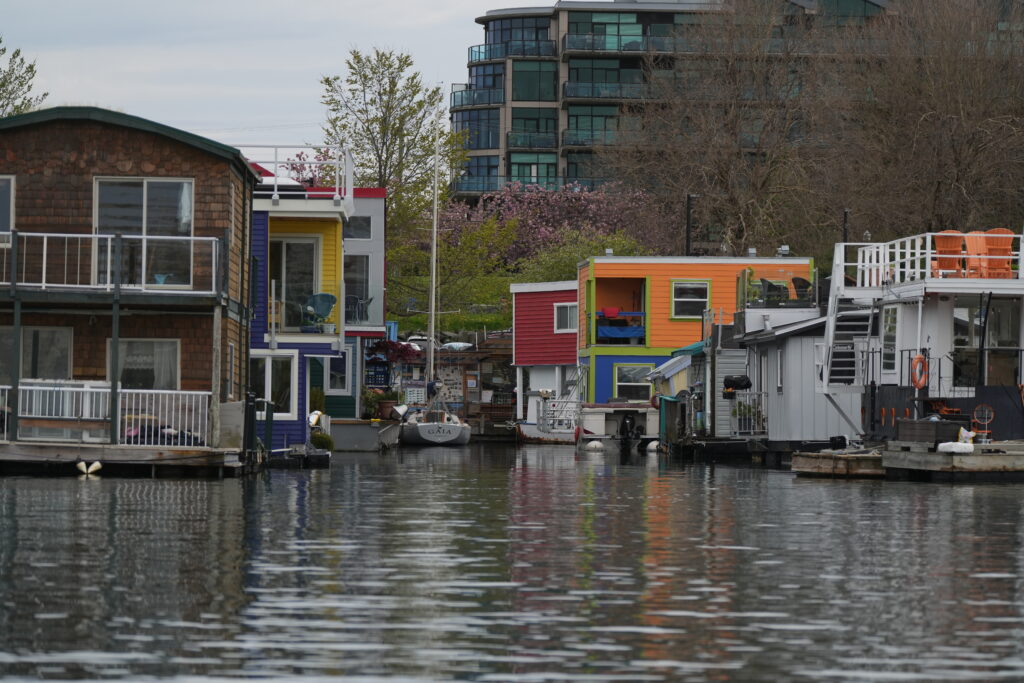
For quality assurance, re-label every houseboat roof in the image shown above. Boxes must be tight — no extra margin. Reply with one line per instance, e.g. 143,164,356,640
0,106,260,181
510,280,577,293
589,256,812,266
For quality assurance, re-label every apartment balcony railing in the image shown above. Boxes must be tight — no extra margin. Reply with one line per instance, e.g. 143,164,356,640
453,176,608,194
563,82,650,100
562,129,618,146
469,40,557,63
450,87,505,108
6,381,210,446
0,232,220,295
506,131,559,149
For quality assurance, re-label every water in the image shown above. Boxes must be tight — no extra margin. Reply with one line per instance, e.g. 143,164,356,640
2,445,1024,681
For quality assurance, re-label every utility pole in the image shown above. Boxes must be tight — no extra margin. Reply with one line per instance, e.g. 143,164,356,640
842,208,850,243
685,194,699,256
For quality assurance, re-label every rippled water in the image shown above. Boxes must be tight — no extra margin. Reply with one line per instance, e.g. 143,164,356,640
2,445,1024,680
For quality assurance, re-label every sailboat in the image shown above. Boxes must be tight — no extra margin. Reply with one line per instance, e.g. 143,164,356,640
400,127,471,446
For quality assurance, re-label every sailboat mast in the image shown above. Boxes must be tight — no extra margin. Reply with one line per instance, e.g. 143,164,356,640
427,125,439,386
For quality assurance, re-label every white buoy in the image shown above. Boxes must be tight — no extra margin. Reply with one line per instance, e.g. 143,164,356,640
585,439,604,450
75,461,88,474
87,461,102,474
646,440,659,452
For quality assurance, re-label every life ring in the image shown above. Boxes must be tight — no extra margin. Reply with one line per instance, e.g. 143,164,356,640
650,394,660,409
911,354,929,389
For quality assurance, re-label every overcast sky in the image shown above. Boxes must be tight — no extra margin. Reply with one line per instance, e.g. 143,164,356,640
2,0,604,146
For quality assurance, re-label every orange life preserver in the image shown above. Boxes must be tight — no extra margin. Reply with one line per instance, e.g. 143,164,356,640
911,354,929,389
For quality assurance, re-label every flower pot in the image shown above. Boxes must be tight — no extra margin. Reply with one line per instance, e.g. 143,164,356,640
377,400,397,419
320,323,336,334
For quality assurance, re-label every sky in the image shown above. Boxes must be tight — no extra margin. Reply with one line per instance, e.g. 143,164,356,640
1,0,604,147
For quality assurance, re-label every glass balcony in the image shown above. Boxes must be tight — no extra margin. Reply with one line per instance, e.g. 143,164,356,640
450,87,505,108
452,176,608,194
452,175,505,194
506,131,558,149
469,40,557,63
562,129,618,146
563,82,649,100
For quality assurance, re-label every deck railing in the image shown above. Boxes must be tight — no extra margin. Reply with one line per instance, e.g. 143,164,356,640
538,397,580,432
5,382,210,445
853,232,1023,287
0,233,219,294
730,391,768,437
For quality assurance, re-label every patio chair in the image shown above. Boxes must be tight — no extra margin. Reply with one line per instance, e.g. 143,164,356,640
964,231,989,278
303,293,337,326
791,276,812,301
985,228,1016,279
931,230,964,278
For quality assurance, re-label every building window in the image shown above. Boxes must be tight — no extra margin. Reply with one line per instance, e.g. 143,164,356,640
226,342,236,400
881,306,897,372
560,365,579,397
453,108,500,150
554,303,578,333
250,350,297,420
0,327,73,385
614,364,653,401
512,107,557,133
469,63,504,90
509,152,557,185
95,178,193,287
343,216,372,239
344,254,371,323
512,61,557,101
269,238,319,329
485,16,550,44
0,176,13,233
671,280,709,318
776,349,784,392
109,339,180,390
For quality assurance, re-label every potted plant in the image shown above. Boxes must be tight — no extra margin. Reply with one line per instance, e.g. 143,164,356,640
375,389,403,419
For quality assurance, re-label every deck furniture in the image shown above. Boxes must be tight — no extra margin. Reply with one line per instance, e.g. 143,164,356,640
931,230,964,278
985,228,1015,279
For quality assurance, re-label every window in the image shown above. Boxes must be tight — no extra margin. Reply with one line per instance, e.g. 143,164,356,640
109,339,180,390
569,58,641,84
96,178,193,287
469,64,504,91
554,303,578,333
344,254,371,324
485,16,549,44
511,107,557,133
560,365,579,397
0,176,13,233
776,349,784,392
453,108,501,150
509,152,557,185
343,216,372,239
512,61,557,101
614,364,653,401
881,306,897,372
671,280,709,318
226,342,236,400
269,238,318,329
0,327,73,384
250,351,297,419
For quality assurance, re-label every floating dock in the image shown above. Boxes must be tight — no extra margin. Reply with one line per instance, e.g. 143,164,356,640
883,440,1024,481
792,449,885,478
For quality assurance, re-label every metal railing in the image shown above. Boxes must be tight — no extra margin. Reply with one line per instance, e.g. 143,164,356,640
538,397,580,433
0,232,219,294
243,144,354,215
469,40,556,62
851,232,1023,288
562,34,892,57
452,176,608,194
8,382,210,445
731,391,767,437
506,131,558,149
562,129,618,146
450,87,505,108
563,82,650,100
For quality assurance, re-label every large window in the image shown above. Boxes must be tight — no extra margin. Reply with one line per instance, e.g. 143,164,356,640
469,64,504,91
250,351,297,419
344,254,371,324
509,153,557,185
881,306,897,372
454,108,500,150
310,353,351,396
614,364,653,401
512,61,557,101
343,216,371,239
554,303,578,333
0,327,73,385
0,176,13,233
96,178,193,287
485,16,549,43
269,238,318,329
569,58,641,84
109,339,180,390
671,281,709,318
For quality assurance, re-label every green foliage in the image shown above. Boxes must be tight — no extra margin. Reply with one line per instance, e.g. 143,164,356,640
360,387,403,419
517,229,652,282
0,36,46,117
308,387,325,413
309,430,334,451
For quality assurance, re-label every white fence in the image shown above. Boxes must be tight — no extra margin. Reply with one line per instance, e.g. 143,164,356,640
0,383,210,446
730,391,767,437
538,398,580,433
853,232,1022,287
0,233,219,293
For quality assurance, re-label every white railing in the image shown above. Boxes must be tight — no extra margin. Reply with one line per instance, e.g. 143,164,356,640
853,232,1023,287
7,382,209,446
0,386,9,441
730,391,767,437
242,144,355,216
538,397,580,432
0,233,219,294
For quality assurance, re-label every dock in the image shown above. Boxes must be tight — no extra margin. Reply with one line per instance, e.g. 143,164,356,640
792,449,885,478
883,440,1024,481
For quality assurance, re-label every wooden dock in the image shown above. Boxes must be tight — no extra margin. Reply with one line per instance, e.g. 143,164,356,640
792,450,885,478
0,441,255,477
883,440,1024,481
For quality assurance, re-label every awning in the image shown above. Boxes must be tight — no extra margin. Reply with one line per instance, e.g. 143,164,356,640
672,341,705,357
646,353,692,381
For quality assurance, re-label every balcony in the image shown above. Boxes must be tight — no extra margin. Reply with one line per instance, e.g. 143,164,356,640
563,82,649,100
452,176,608,194
563,34,656,53
0,232,220,295
469,40,557,63
452,175,505,194
595,308,645,345
506,131,558,149
562,129,618,146
450,87,505,108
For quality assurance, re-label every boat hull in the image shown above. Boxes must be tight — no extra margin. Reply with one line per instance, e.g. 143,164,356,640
401,422,472,446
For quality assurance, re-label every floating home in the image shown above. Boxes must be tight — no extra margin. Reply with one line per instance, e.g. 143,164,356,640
0,107,258,474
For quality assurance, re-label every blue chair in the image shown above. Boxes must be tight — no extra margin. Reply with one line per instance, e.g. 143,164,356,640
303,293,337,326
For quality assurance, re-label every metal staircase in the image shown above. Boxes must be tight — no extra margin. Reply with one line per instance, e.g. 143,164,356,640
819,243,876,393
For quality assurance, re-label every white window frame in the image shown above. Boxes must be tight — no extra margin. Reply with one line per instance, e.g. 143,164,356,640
268,235,322,331
0,175,14,236
670,279,710,319
776,348,784,393
227,342,236,400
250,348,299,420
106,338,182,391
0,325,74,381
312,349,354,397
554,302,578,333
613,363,654,402
882,306,897,372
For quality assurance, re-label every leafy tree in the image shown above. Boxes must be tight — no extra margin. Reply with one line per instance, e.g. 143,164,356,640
517,228,652,283
0,36,46,117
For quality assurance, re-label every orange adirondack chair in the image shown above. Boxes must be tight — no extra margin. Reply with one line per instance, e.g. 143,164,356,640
931,230,964,277
985,228,1016,279
964,231,989,277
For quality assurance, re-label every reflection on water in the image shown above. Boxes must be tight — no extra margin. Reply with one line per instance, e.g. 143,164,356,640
1,445,1024,680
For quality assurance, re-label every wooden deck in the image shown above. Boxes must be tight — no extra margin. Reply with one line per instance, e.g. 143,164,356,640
792,450,885,478
0,441,250,476
883,440,1024,481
